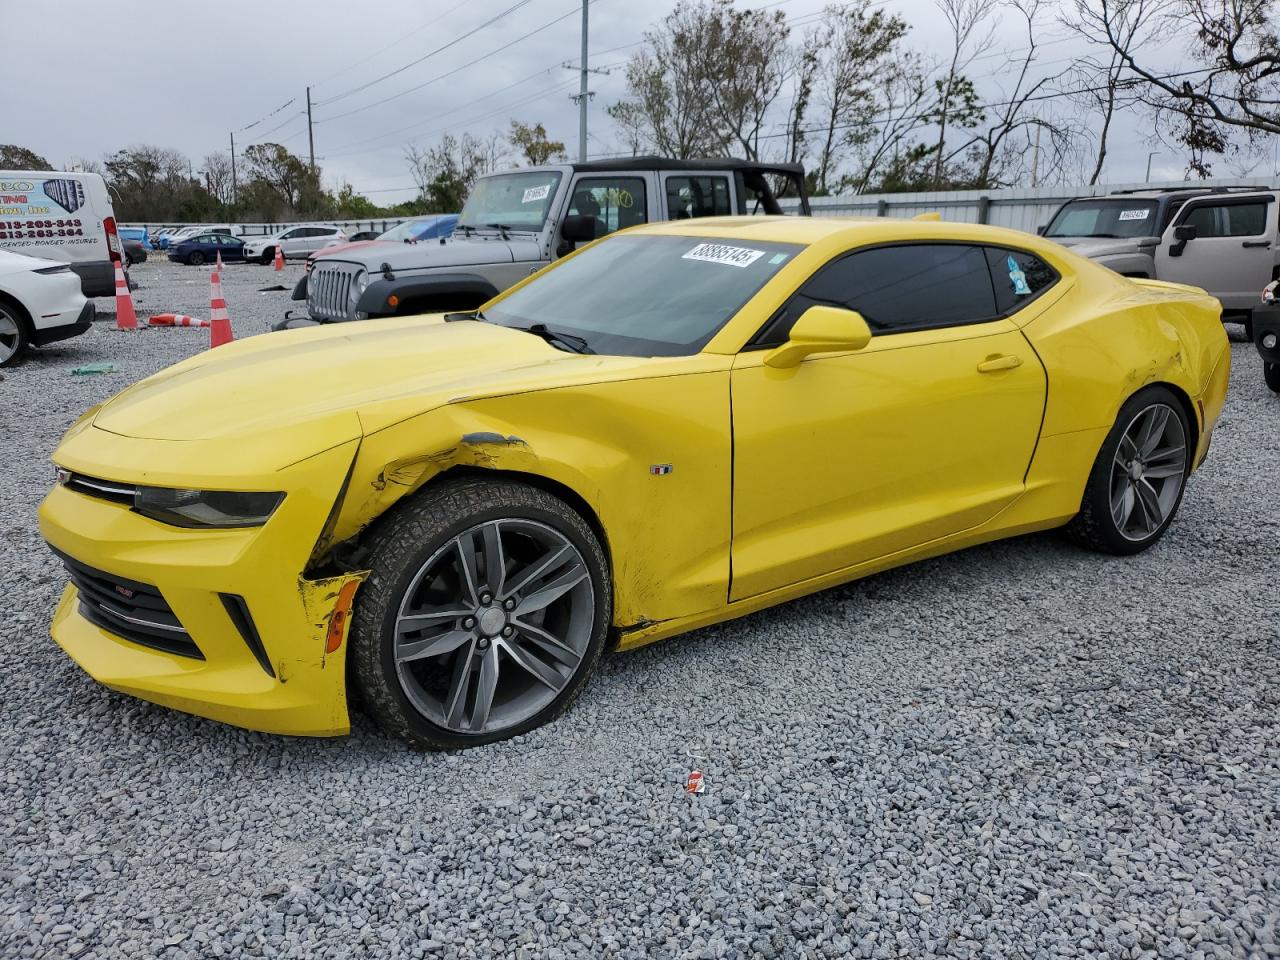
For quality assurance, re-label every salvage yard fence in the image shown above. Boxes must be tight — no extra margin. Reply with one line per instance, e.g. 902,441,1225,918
123,177,1276,239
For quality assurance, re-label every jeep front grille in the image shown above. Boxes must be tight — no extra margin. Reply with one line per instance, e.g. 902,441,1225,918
307,262,360,322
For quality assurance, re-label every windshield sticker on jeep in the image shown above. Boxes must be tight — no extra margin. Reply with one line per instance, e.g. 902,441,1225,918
768,253,789,265
1118,208,1150,221
682,243,766,268
522,185,551,204
1007,255,1031,295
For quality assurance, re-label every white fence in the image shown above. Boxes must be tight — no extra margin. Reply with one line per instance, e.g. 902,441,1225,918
123,177,1276,239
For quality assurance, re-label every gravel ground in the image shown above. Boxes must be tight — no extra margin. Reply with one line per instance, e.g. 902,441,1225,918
1,259,1278,959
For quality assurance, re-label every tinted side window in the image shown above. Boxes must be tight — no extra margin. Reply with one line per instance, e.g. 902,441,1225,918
666,176,731,219
1182,200,1269,237
801,244,997,333
984,247,1058,314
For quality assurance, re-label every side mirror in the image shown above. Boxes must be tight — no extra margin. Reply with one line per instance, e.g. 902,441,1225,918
1170,222,1197,257
1035,225,1047,236
764,306,872,369
561,215,597,244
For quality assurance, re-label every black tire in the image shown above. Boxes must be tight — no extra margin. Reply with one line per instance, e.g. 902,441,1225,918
188,251,205,266
349,476,611,749
259,249,275,266
1065,385,1192,555
0,296,31,367
1265,361,1280,393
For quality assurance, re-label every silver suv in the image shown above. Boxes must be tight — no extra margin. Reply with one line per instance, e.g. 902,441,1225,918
291,157,809,326
1042,187,1278,327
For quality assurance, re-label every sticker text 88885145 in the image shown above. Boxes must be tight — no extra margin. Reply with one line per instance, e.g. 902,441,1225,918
681,242,766,268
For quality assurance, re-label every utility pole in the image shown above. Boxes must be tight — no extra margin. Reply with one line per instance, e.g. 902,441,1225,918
230,131,237,206
1030,125,1041,188
576,0,588,161
1145,150,1158,182
306,86,316,173
564,1,609,162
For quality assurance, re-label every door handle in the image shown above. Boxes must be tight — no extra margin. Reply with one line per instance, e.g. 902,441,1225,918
977,354,1023,373
1242,240,1271,248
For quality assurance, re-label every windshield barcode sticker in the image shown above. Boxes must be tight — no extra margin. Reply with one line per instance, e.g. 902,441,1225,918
682,242,766,268
1118,209,1150,221
522,185,551,204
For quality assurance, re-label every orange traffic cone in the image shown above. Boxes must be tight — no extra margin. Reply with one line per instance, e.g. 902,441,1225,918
273,245,285,272
113,261,137,330
149,314,210,328
216,249,225,275
208,265,234,348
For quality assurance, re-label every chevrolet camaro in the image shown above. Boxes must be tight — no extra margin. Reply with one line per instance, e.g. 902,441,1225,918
38,216,1230,749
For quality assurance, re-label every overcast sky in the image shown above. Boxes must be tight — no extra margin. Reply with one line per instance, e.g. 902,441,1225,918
4,0,1234,201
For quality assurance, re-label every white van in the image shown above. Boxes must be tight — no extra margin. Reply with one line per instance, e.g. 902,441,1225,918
0,171,125,297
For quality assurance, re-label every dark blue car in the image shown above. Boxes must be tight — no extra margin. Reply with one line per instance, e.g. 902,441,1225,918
168,233,247,266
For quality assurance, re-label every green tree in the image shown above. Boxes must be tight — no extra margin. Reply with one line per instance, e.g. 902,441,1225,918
507,121,566,165
0,144,52,169
240,143,330,218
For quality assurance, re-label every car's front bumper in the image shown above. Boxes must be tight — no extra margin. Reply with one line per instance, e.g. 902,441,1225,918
38,427,365,736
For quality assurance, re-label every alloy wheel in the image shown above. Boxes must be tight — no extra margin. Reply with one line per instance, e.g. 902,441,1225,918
393,519,595,735
0,309,19,364
1109,402,1187,542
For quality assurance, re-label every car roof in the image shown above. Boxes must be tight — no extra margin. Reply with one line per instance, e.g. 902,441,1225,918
629,214,1058,252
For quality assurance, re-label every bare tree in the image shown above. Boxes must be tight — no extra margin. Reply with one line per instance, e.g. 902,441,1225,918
1076,0,1280,174
807,2,912,192
1062,0,1152,183
949,0,1076,187
687,0,793,160
201,151,235,204
931,0,997,185
607,19,727,158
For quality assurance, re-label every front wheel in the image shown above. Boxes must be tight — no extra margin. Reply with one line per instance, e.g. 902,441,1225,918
258,249,273,265
1066,386,1192,555
1265,361,1280,393
188,251,205,266
349,477,611,749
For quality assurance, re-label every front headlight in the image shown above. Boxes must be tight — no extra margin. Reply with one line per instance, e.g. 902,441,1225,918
352,270,369,301
134,487,284,528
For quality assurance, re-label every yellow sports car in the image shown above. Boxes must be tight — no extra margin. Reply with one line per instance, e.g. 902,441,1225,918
39,216,1230,749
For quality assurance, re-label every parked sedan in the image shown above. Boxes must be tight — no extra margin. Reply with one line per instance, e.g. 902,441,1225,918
0,250,93,365
38,217,1229,748
168,233,247,266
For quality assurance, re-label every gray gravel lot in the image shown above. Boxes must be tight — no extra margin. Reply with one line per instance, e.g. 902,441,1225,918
2,258,1278,959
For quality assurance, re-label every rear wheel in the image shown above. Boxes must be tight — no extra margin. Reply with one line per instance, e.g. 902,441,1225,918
188,251,205,266
1066,386,1192,555
349,477,611,749
1265,361,1280,393
0,299,30,366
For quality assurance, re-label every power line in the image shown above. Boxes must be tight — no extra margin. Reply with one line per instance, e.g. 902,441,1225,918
314,1,596,124
308,0,476,91
312,0,535,108
237,97,297,133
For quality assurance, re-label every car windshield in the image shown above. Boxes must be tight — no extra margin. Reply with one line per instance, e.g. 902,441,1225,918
458,172,562,231
379,219,435,242
1046,199,1161,238
483,233,803,357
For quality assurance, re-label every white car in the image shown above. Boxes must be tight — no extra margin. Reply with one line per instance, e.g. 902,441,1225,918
0,250,93,366
243,225,347,264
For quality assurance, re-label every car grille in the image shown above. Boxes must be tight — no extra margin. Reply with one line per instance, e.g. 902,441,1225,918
61,471,135,506
51,548,203,660
307,262,360,322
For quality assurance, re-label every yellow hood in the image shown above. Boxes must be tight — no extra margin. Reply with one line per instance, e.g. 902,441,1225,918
92,317,629,442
